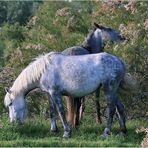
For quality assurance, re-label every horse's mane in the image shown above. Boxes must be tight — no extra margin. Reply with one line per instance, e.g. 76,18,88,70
11,52,53,96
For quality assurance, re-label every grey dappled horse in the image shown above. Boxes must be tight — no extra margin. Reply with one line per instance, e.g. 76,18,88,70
4,52,127,138
62,22,125,127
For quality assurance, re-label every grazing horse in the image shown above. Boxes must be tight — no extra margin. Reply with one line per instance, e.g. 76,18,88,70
62,22,125,127
4,52,127,138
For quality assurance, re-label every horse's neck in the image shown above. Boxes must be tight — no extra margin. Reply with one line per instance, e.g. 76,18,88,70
24,82,39,96
81,43,92,53
10,53,50,97
81,38,103,53
11,78,39,97
90,43,103,53
81,31,104,53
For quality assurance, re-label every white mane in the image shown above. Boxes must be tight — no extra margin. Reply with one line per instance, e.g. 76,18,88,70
10,52,54,96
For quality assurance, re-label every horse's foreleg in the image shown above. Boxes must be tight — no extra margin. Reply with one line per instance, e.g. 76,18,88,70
103,94,116,137
95,87,102,124
116,96,127,135
66,96,75,127
49,96,57,132
51,93,71,138
103,82,117,137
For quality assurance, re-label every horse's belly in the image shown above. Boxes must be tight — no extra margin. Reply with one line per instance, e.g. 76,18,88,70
63,78,101,97
60,62,103,97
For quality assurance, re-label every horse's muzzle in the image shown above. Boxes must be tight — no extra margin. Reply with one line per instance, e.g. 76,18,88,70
10,118,24,126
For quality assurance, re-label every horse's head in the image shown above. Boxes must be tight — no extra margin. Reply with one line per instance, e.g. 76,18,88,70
94,22,126,42
4,88,26,124
82,23,126,53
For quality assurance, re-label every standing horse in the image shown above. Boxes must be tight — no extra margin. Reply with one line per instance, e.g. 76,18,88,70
4,52,127,138
62,22,125,127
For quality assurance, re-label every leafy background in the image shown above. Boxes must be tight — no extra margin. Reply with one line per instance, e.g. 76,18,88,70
0,1,147,146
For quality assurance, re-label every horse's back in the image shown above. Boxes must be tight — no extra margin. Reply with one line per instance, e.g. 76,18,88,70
62,46,89,55
61,52,126,85
47,51,125,71
46,52,125,75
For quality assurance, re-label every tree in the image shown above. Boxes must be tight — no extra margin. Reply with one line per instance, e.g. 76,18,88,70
0,1,7,24
0,1,42,25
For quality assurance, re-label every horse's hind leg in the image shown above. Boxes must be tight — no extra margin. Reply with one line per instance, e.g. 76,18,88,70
103,94,116,137
95,86,102,124
49,96,58,132
116,97,127,135
74,97,85,126
50,92,71,138
102,81,118,137
66,96,75,127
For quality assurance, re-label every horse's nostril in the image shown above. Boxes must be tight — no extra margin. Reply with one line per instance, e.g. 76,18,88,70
120,36,126,40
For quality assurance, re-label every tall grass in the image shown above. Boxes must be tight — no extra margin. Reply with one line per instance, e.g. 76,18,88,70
0,115,147,147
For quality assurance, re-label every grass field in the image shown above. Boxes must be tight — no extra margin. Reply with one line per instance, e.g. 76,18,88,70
0,115,147,147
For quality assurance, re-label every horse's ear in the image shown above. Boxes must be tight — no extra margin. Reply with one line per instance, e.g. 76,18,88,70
94,22,105,29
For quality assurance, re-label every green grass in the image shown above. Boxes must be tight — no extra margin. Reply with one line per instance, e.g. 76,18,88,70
0,115,147,147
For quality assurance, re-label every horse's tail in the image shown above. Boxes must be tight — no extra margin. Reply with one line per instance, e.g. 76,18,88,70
120,73,138,92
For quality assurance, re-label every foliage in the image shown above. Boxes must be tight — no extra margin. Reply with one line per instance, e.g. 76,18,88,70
0,0,147,130
136,127,148,147
0,1,7,25
0,1,147,146
0,1,42,25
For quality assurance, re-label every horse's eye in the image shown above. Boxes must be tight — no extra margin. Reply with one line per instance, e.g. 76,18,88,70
9,102,12,106
8,101,13,106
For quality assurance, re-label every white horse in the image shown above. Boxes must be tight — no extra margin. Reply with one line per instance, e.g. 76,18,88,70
4,52,127,138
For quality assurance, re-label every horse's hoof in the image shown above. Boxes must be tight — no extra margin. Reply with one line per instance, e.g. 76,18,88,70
101,128,111,138
117,132,126,137
50,127,58,133
63,130,71,138
101,133,110,138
